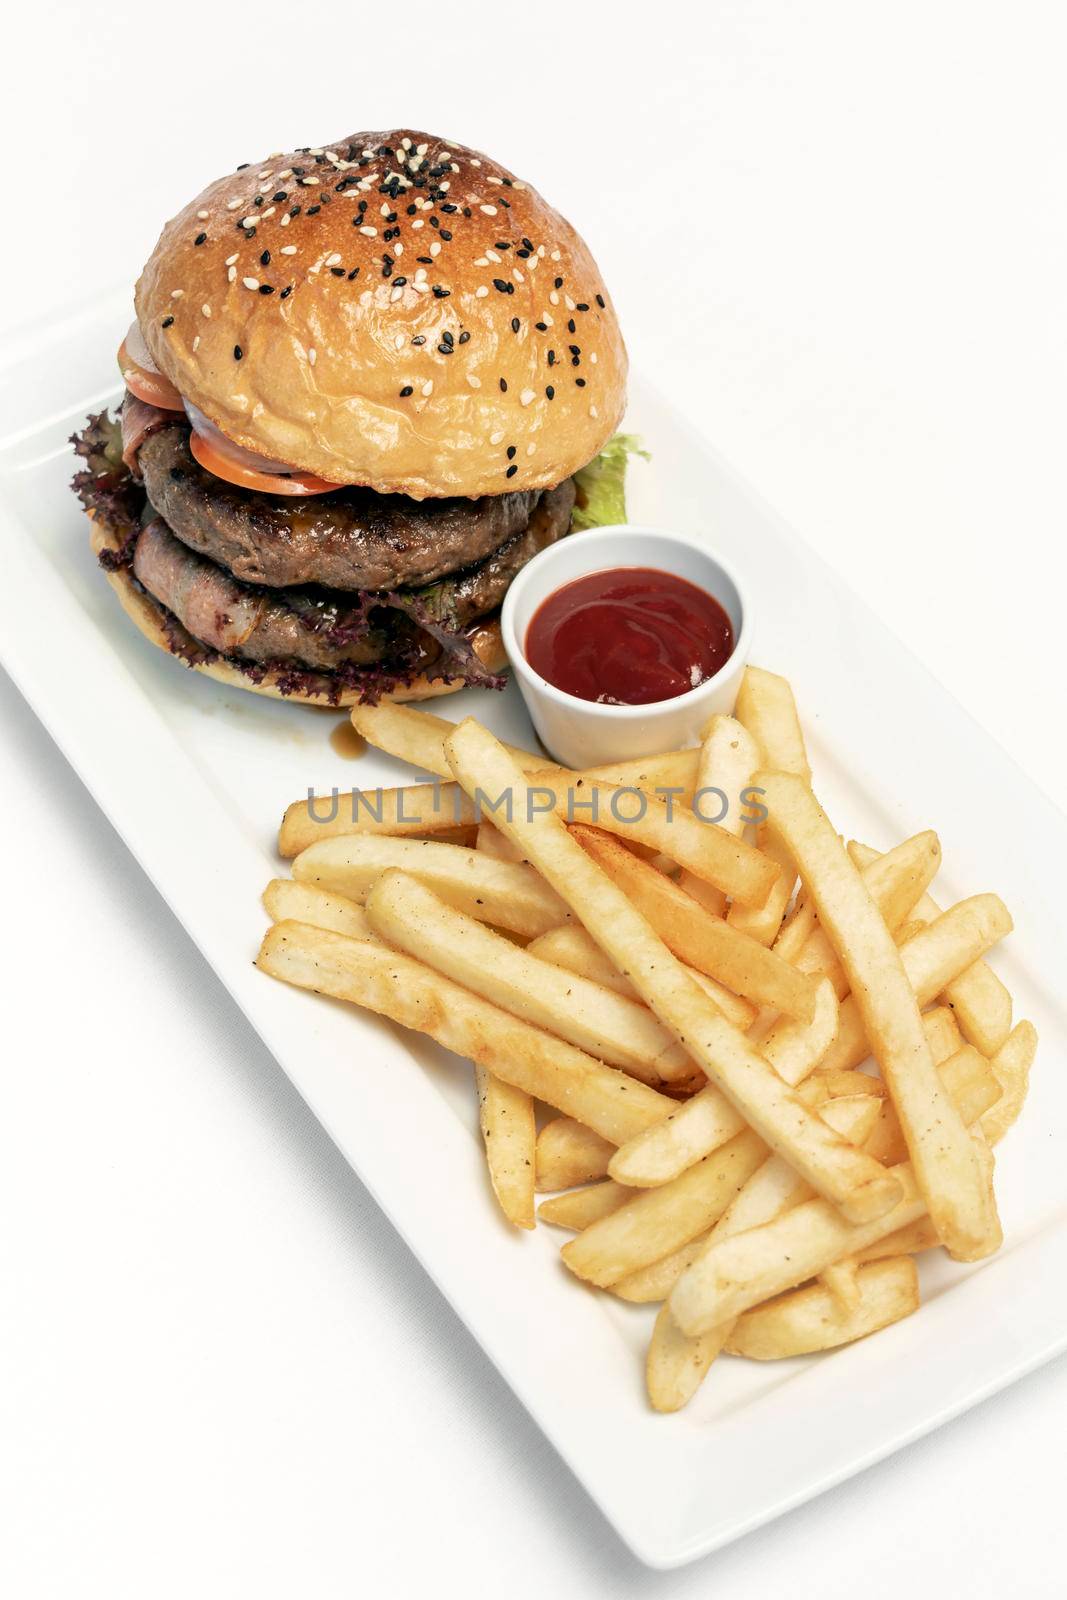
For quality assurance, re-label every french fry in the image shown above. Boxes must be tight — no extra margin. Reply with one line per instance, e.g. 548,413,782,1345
646,1305,732,1414
863,1045,1001,1165
729,667,811,946
476,821,525,863
562,1130,770,1288
538,1180,630,1230
559,785,779,909
850,840,1013,1056
475,1065,536,1229
854,1217,940,1262
607,978,838,1188
759,772,1002,1262
351,702,553,779
257,923,677,1144
262,878,377,942
280,780,478,856
444,720,903,1226
573,827,820,1022
922,1004,964,1063
820,1259,863,1313
536,1117,614,1191
642,1097,884,1405
292,836,571,940
527,924,757,1030
982,1021,1038,1145
365,870,696,1086
818,897,1014,1075
676,715,760,916
725,1257,920,1359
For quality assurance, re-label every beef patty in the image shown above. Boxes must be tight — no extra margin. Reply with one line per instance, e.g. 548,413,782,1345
139,424,547,591
133,479,576,671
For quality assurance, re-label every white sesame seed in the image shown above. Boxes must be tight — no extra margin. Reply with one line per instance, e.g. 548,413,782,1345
513,269,525,284
470,158,482,167
412,219,424,230
474,257,489,267
565,295,576,310
520,388,535,406
590,351,598,364
277,170,293,180
526,443,536,455
429,241,441,256
438,181,450,192
479,204,497,216
413,280,430,294
240,217,256,229
202,304,211,317
414,267,427,280
475,285,489,298
401,137,412,150
261,207,276,219
490,430,505,445
280,213,291,227
259,183,273,196
170,289,183,299
227,198,241,211
197,209,210,220
242,277,259,290
416,142,428,155
301,176,319,186
324,253,342,267
421,379,433,397
467,373,482,387
308,348,317,366
394,243,403,256
541,312,554,326
549,291,559,305
227,267,237,282
486,250,501,264
590,406,598,418
360,226,377,237
537,245,546,257
394,334,404,349
192,335,200,352
225,253,239,265
550,250,561,261
487,176,502,184
390,287,403,302
280,245,297,255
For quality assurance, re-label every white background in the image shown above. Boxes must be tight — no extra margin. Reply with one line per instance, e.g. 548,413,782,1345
2,3,1066,1594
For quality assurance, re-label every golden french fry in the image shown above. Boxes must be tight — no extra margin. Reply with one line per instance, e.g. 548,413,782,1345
734,666,812,783
864,1046,1001,1165
850,840,1014,1056
475,1065,536,1229
818,896,1013,1075
574,827,820,1022
292,835,571,940
257,923,677,1144
366,870,695,1086
820,1258,863,1312
537,1180,630,1230
759,771,1002,1262
729,668,810,946
280,780,477,856
351,702,552,779
676,715,760,916
647,1304,732,1413
527,923,757,1030
444,719,903,1226
536,1117,614,1191
607,978,838,1188
982,1021,1038,1145
725,1257,920,1359
562,1130,770,1288
855,1218,940,1262
922,1004,964,1063
262,878,377,942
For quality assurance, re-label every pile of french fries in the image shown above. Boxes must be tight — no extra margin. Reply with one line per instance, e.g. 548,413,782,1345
256,668,1036,1413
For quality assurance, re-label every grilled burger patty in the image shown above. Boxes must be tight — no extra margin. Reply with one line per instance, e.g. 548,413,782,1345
132,479,576,671
139,424,548,592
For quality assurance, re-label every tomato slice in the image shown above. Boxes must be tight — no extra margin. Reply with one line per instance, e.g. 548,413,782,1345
188,427,340,496
117,337,185,411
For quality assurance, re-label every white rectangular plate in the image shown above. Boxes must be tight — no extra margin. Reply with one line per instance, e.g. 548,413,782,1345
3,292,1066,1569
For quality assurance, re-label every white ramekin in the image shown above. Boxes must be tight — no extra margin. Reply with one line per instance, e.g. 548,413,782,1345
500,525,753,768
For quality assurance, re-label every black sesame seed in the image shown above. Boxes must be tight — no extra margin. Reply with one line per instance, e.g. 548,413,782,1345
280,286,293,299
399,385,413,397
439,228,452,241
253,195,264,207
576,302,589,312
273,191,288,203
596,293,605,308
290,205,302,218
575,377,586,386
236,162,250,171
516,249,530,259
458,330,470,344
260,250,271,266
493,278,509,294
535,321,547,332
554,276,563,288
194,232,207,246
347,268,359,280
393,275,407,288
506,464,518,478
259,284,275,295
432,285,450,298
506,445,516,460
412,335,426,346
495,241,511,250
548,350,556,366
330,267,345,277
546,385,555,399
234,345,243,360
499,378,508,393
568,319,576,333
161,316,174,328
511,317,520,333
306,204,321,216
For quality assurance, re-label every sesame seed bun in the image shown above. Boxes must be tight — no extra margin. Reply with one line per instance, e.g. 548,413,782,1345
135,130,627,499
88,516,506,706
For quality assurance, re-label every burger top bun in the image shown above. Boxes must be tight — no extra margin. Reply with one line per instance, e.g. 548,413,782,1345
136,130,627,499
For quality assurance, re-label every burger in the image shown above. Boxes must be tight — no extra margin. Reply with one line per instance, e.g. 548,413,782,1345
71,129,637,706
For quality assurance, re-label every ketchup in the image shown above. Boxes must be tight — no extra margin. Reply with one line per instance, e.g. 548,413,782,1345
525,566,735,706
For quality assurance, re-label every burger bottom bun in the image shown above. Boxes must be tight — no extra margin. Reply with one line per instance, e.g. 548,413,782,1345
88,516,507,707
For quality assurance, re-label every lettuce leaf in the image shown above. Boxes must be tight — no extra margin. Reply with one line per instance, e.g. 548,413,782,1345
570,433,650,531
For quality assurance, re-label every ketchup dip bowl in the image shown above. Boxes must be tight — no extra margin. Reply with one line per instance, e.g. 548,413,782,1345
501,524,753,769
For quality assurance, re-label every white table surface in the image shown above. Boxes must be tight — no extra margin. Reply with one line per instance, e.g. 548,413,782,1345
3,3,1066,1593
